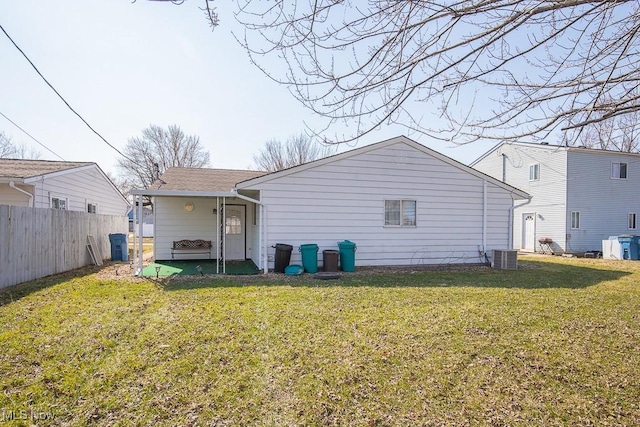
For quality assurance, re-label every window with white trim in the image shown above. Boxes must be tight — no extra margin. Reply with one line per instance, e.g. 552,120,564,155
51,196,67,210
571,211,580,229
612,162,628,179
629,213,637,230
529,163,540,181
385,200,416,226
87,203,98,214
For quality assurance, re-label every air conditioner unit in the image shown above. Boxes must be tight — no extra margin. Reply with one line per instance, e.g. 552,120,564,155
492,249,518,270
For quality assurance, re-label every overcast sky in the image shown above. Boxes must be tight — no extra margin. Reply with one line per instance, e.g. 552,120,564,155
0,1,496,177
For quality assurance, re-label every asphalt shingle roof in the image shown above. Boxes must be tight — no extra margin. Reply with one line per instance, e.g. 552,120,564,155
0,159,93,179
151,167,267,192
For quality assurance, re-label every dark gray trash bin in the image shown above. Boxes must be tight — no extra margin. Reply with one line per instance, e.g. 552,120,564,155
274,243,293,273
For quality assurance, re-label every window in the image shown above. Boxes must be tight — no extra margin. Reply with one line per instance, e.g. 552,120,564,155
225,215,241,235
629,213,637,230
612,162,628,179
571,211,580,229
385,200,416,226
87,203,98,214
51,197,67,210
529,163,540,181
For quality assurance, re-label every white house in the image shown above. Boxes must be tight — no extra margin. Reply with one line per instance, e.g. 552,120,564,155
131,136,529,273
0,159,129,215
471,142,640,254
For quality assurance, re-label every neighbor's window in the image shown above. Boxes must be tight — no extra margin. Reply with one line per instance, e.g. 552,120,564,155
385,200,416,226
529,163,540,181
571,211,580,229
51,196,67,210
87,203,98,214
612,162,628,179
629,213,637,230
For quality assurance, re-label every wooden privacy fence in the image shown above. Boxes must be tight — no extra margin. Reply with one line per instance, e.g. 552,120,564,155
0,205,128,289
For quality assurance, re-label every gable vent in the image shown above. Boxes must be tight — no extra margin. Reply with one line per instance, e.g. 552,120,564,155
492,250,518,270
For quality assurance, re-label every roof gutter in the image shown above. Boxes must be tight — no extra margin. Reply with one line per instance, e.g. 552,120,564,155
9,181,33,207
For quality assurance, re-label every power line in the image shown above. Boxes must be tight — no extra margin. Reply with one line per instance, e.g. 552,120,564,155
0,22,137,164
0,111,65,160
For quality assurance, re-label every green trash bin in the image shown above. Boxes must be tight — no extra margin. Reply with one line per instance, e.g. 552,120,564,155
338,240,357,272
299,244,319,273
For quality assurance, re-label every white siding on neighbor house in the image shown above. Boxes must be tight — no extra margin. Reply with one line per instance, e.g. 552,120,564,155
31,166,128,215
154,196,256,261
0,183,33,206
566,150,640,252
473,144,568,252
251,142,517,267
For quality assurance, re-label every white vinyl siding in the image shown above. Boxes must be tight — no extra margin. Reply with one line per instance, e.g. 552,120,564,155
29,166,128,215
473,144,568,252
153,197,256,261
246,140,516,267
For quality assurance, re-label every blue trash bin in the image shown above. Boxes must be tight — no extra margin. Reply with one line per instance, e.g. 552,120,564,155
299,244,319,273
618,235,639,260
109,233,129,262
338,240,357,272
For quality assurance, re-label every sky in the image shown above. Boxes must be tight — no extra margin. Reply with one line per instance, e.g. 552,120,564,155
0,1,497,178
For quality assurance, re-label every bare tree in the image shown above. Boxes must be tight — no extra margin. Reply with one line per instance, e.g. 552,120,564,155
565,96,640,152
253,133,335,172
0,131,41,159
210,0,640,146
0,131,14,158
117,125,210,194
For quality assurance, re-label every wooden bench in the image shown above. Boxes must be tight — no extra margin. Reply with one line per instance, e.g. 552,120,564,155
171,239,213,259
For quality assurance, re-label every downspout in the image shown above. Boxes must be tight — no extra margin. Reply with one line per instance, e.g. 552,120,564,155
9,181,33,207
508,195,532,250
482,181,487,262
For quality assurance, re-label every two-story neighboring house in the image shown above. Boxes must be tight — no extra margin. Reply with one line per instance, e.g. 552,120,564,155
0,159,129,215
471,142,640,254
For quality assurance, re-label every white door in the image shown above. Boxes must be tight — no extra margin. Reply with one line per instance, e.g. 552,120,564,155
225,205,246,260
522,213,536,252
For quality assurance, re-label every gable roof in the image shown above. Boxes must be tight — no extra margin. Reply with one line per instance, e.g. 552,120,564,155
0,158,93,181
150,167,266,192
236,135,530,199
470,141,640,166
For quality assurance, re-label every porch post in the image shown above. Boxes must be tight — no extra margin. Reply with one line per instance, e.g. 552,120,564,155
131,198,137,273
137,195,144,275
222,196,226,274
262,204,268,274
216,196,220,275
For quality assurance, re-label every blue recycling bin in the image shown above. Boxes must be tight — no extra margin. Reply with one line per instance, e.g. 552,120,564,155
299,244,319,273
338,240,357,272
109,233,129,262
618,235,639,260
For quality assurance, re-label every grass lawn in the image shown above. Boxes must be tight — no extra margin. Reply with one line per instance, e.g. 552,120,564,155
1,255,639,426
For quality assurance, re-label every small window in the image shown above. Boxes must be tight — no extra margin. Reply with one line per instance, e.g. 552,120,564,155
225,215,241,235
87,203,98,214
529,164,540,181
571,211,580,229
629,213,637,230
51,196,67,210
385,200,416,226
612,162,628,179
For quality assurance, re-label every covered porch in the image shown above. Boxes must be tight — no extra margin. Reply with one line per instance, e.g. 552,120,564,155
130,187,268,276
